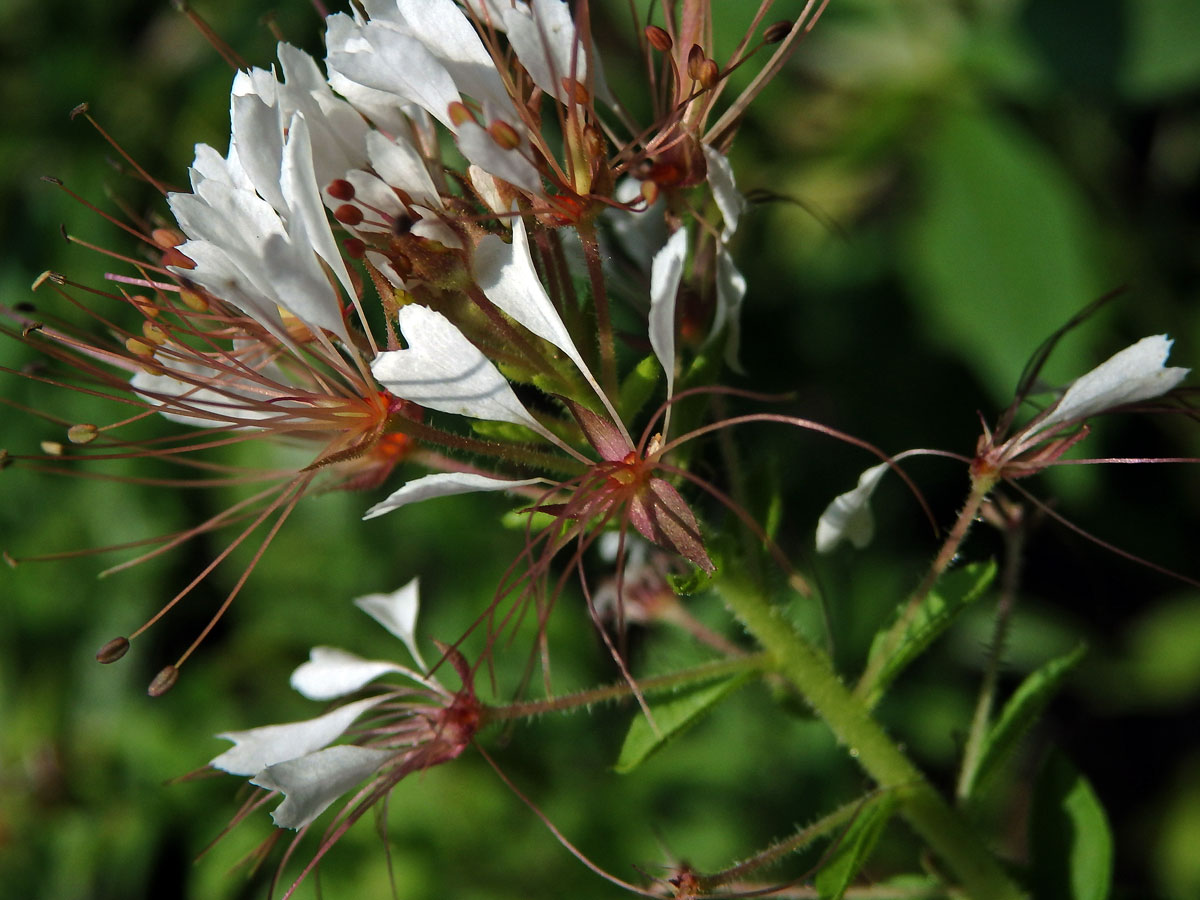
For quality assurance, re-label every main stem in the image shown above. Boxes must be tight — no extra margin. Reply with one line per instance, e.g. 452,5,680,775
720,578,1026,900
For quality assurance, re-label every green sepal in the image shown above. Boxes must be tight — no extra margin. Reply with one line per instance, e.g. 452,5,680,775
614,672,751,774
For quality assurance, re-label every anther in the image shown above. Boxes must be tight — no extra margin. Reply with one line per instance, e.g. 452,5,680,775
334,204,364,226
131,295,160,318
180,290,208,312
0,449,11,470
560,77,590,105
68,424,99,444
40,175,64,186
327,178,356,201
96,636,130,664
70,102,90,120
142,321,169,345
697,59,720,91
448,101,476,127
343,237,367,259
21,321,44,339
763,20,794,44
641,181,660,206
645,25,672,53
161,247,195,269
687,44,706,81
151,228,186,249
487,119,522,151
147,665,179,697
40,441,64,456
125,337,156,358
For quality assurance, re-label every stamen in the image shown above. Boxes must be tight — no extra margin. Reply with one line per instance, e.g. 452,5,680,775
95,636,130,663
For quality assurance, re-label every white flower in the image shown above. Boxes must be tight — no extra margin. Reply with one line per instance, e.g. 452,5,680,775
815,462,889,554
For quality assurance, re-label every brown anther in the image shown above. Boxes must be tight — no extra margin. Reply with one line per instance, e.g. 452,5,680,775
180,290,208,312
161,247,195,270
67,424,99,445
29,270,51,290
21,321,44,339
59,224,69,243
560,77,590,105
487,119,522,151
40,175,63,186
151,227,185,249
69,102,90,120
96,636,130,664
687,44,706,81
40,441,64,456
334,204,364,226
327,178,356,201
147,665,179,697
763,20,794,44
125,337,156,358
142,321,169,345
131,295,159,318
645,24,672,52
448,101,476,127
697,58,720,91
343,237,367,259
641,180,660,206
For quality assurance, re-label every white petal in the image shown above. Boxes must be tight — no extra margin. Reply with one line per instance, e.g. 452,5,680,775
289,647,409,701
367,130,441,209
468,164,509,215
456,120,543,195
815,463,889,554
371,304,555,439
503,0,611,105
474,218,596,388
211,695,385,775
362,471,542,520
253,745,396,829
701,145,747,243
1034,335,1189,433
712,247,747,374
649,228,689,402
393,0,510,109
354,577,426,668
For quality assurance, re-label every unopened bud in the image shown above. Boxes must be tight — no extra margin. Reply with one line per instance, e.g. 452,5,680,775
334,204,364,226
96,636,130,664
687,44,706,81
697,58,720,91
40,441,64,456
448,101,475,127
645,24,672,52
327,178,356,201
487,119,521,151
68,424,99,444
763,20,793,44
148,665,179,697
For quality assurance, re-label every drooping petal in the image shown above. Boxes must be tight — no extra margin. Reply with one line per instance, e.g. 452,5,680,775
354,577,427,669
362,471,542,520
815,463,889,554
712,246,747,374
253,745,396,829
370,304,556,440
503,0,612,106
1033,335,1189,434
456,120,544,195
289,647,412,701
648,228,689,402
701,145,746,243
211,695,385,775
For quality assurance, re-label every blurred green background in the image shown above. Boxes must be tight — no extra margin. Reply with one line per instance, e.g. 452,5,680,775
2,1,1199,898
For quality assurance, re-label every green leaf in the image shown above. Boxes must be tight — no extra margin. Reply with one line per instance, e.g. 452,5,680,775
860,561,997,708
1031,749,1113,900
965,644,1087,798
614,674,750,774
618,354,661,423
814,792,899,900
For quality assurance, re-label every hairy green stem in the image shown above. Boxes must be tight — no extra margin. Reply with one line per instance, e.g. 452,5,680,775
720,578,1026,900
484,652,770,723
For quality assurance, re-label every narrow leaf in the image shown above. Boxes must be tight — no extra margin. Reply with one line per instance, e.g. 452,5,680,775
614,674,749,774
814,792,899,900
965,643,1087,797
861,561,997,708
1031,749,1113,900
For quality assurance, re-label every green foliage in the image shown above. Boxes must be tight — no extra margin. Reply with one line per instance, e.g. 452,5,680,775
1031,750,1114,900
813,792,900,900
859,561,998,709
